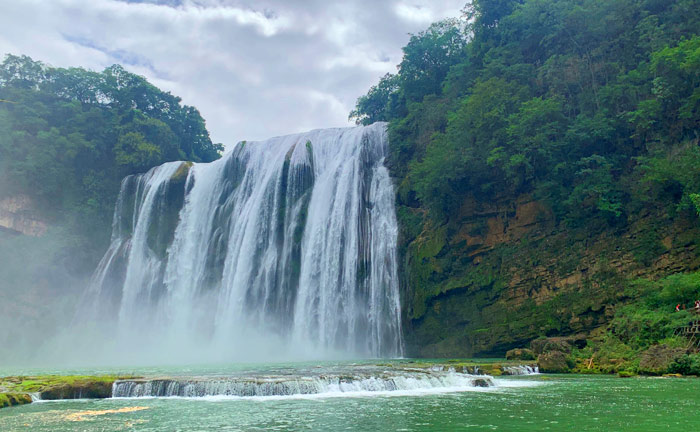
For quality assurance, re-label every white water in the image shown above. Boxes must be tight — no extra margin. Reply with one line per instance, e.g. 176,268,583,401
502,365,539,375
76,123,403,361
111,372,495,398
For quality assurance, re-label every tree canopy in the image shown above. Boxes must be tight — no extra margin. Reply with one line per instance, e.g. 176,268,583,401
352,0,700,226
0,54,223,257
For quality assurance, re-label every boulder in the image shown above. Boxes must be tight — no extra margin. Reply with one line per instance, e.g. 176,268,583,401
505,348,536,360
537,350,571,373
638,345,686,376
472,378,491,387
531,335,587,355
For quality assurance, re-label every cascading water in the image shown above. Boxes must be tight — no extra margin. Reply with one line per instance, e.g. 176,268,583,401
77,123,403,359
111,372,495,398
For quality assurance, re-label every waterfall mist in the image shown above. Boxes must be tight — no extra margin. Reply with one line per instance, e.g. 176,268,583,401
61,123,403,365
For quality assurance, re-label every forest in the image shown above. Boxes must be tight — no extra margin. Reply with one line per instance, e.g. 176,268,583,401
353,0,700,373
0,55,222,265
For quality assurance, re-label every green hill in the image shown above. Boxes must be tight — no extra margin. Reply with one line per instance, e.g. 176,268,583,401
352,0,700,369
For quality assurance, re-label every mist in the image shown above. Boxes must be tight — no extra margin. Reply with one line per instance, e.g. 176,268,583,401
0,226,88,366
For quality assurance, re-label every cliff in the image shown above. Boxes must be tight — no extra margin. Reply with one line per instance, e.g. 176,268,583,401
347,0,700,359
0,195,48,236
400,195,700,357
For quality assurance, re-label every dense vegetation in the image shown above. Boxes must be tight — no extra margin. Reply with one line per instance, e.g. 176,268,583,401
353,0,700,363
0,54,222,263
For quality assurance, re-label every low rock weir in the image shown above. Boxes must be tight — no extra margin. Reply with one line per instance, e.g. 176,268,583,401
77,123,403,359
112,372,494,398
502,365,539,376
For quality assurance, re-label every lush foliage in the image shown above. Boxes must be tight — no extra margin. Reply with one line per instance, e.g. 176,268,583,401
353,0,700,358
0,54,222,258
568,271,700,375
353,0,700,224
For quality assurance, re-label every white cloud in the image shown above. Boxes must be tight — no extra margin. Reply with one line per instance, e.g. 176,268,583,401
0,0,465,145
395,3,435,23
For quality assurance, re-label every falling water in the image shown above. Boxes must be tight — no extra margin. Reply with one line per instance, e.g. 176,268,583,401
78,123,403,359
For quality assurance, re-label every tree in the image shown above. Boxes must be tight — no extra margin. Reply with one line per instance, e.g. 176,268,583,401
349,73,401,125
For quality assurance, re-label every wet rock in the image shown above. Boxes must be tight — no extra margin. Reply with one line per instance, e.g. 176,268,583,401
472,378,491,387
639,345,686,376
0,393,32,408
537,350,571,373
505,348,536,360
39,381,113,400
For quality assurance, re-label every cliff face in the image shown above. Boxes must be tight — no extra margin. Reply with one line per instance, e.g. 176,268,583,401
400,195,700,358
0,195,48,236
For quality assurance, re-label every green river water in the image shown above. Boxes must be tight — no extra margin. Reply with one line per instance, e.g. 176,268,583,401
1,361,698,431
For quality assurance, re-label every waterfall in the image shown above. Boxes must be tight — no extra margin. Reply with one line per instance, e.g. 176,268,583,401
111,372,494,398
78,123,403,359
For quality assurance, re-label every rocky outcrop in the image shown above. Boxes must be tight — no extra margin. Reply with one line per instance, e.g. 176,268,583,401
38,381,113,400
537,351,572,373
531,336,587,355
0,195,48,236
0,375,139,409
0,393,32,408
401,193,700,357
638,345,687,375
505,348,536,360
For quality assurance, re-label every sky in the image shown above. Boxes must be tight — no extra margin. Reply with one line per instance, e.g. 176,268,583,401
0,0,465,145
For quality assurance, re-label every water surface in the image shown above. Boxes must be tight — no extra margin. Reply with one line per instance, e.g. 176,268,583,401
1,361,697,431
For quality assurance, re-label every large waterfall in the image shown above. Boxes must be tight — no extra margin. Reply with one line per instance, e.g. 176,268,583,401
78,123,403,360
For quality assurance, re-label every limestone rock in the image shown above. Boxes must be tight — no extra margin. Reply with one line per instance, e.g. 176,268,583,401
531,336,586,355
472,378,491,387
639,345,686,375
39,381,113,400
537,350,571,373
0,195,48,236
505,348,536,360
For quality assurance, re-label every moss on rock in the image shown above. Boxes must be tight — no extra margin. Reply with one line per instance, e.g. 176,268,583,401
538,351,572,373
506,348,536,360
0,375,140,408
0,393,32,408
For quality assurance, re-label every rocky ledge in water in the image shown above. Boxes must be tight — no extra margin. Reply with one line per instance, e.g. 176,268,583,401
0,375,140,409
387,360,539,376
112,369,496,398
0,362,539,407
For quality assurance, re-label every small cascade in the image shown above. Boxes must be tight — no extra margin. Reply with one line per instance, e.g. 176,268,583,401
112,372,494,398
76,123,403,359
502,365,539,375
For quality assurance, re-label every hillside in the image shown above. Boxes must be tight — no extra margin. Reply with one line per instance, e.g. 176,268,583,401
352,0,700,368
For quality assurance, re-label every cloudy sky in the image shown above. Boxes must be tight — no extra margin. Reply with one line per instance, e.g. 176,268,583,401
0,0,464,145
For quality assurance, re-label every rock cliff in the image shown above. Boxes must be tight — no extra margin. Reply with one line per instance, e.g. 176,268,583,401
0,195,48,236
401,195,700,357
